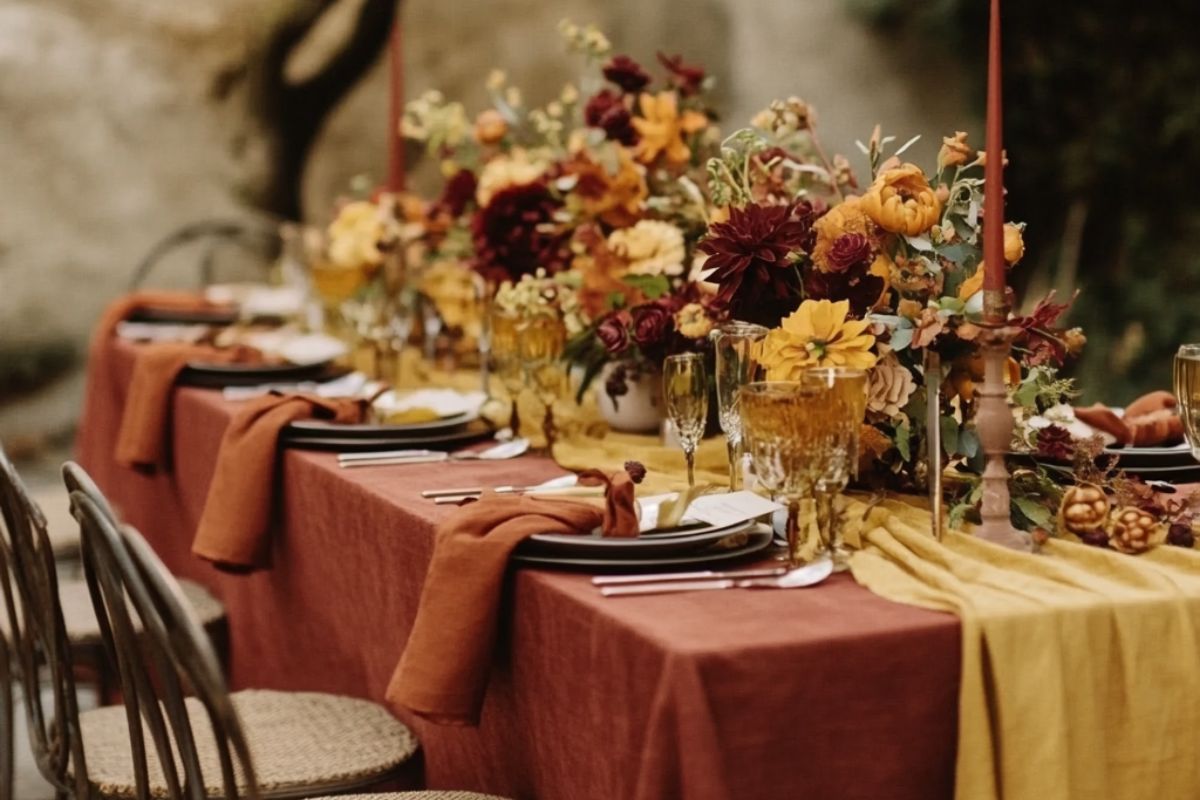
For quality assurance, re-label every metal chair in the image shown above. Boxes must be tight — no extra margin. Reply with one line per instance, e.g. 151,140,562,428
127,219,280,291
72,493,447,799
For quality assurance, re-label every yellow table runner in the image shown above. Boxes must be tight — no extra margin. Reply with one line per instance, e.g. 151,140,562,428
553,432,729,495
843,497,1200,800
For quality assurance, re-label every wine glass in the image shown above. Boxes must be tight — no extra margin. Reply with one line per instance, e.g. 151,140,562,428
1174,345,1200,460
804,367,868,572
663,353,709,488
740,380,837,568
491,306,524,437
518,310,567,454
711,322,768,490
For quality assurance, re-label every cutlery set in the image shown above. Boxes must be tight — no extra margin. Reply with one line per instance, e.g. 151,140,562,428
594,557,834,596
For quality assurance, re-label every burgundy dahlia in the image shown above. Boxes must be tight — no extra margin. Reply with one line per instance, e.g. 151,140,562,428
437,168,477,217
657,51,706,96
803,262,883,318
603,55,651,93
585,90,638,146
826,233,873,273
1035,424,1075,462
698,202,812,326
596,312,631,355
631,302,674,348
470,183,568,284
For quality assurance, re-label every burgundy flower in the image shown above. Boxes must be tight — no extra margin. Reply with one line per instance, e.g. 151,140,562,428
698,202,812,324
596,312,631,355
631,302,674,348
1168,522,1196,548
826,233,873,273
585,90,638,146
1035,424,1075,462
803,262,884,318
624,460,648,484
657,51,706,96
471,183,568,284
603,55,651,93
437,168,477,217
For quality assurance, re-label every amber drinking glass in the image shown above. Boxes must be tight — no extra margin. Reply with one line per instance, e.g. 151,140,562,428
518,310,567,453
740,380,838,568
491,306,524,436
804,367,868,572
663,353,709,488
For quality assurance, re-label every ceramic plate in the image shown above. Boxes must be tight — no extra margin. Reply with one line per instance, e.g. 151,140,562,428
287,410,477,438
521,520,755,559
511,528,774,573
281,420,494,452
180,361,339,388
127,307,239,326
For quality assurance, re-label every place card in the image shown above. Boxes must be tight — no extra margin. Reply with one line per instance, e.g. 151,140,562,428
686,491,783,529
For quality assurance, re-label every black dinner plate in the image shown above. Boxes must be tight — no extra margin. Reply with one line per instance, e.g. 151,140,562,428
510,528,774,572
520,520,755,559
287,410,475,438
1102,443,1197,469
281,420,495,452
180,361,337,388
128,307,239,326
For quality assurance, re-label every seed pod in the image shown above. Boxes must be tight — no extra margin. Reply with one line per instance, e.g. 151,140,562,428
1107,507,1166,554
1057,483,1111,538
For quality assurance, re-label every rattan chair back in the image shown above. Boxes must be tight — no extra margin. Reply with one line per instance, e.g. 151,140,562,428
71,492,260,800
0,447,89,797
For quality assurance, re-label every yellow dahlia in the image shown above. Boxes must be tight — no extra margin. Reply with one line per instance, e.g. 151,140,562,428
860,163,942,236
758,299,878,379
607,220,686,276
327,201,392,269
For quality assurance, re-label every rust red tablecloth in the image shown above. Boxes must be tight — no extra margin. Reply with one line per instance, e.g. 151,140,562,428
78,338,962,800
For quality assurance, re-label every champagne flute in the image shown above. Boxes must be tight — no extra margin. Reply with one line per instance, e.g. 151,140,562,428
519,310,567,454
711,322,768,490
804,367,868,572
663,353,709,487
741,381,836,568
1174,344,1200,460
491,306,524,436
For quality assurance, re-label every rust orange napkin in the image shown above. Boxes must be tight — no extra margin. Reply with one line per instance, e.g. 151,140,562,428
89,291,229,360
115,342,262,471
387,474,637,725
192,392,368,570
1075,390,1184,447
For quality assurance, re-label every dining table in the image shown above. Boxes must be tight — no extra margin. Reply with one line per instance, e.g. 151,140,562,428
77,335,962,800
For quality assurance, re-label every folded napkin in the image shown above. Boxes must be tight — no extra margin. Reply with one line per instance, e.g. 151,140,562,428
553,431,729,495
114,342,262,471
1075,390,1184,447
845,497,1200,800
192,392,368,570
387,474,637,725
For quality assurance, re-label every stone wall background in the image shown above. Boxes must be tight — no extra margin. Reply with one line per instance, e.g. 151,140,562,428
0,0,974,447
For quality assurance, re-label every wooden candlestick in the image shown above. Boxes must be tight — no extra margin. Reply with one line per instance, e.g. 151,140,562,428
974,323,1031,550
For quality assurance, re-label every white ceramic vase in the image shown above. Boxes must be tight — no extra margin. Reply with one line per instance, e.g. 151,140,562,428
596,362,664,433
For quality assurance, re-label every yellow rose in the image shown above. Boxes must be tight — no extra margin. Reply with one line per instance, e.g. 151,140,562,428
1004,222,1025,264
327,201,389,269
675,302,713,339
937,131,973,170
758,299,878,379
810,196,876,272
475,149,547,207
860,163,942,236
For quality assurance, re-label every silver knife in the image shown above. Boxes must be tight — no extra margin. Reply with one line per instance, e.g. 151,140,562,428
592,566,786,587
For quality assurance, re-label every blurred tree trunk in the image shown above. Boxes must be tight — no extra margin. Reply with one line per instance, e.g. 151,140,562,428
237,0,399,221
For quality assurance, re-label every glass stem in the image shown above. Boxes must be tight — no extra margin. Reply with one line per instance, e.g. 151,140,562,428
542,400,556,455
785,498,803,569
726,437,743,491
686,448,696,488
479,346,491,398
510,397,521,439
816,488,847,572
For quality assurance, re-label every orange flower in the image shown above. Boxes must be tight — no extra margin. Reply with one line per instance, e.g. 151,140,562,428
631,91,707,165
473,109,508,145
562,149,647,228
810,196,877,272
1004,222,1025,264
860,163,942,236
937,131,972,170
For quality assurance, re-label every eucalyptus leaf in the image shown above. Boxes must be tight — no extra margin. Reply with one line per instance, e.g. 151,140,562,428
959,428,981,458
895,421,912,462
1013,496,1054,531
940,415,960,456
890,326,914,351
894,134,922,156
905,235,935,252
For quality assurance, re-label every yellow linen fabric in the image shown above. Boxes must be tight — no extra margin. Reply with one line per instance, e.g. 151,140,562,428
553,432,729,495
844,498,1200,800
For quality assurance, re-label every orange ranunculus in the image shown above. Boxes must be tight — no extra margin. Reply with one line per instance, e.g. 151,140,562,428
1004,222,1025,264
563,149,647,228
631,91,707,165
860,163,942,236
758,299,878,379
810,196,876,272
473,109,508,145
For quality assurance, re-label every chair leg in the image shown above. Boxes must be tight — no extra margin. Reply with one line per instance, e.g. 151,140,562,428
1,675,12,800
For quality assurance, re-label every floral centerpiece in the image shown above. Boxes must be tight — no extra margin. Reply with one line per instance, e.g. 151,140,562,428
699,102,1086,531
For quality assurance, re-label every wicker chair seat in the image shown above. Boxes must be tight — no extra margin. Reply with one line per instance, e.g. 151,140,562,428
1,577,224,645
78,690,418,798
